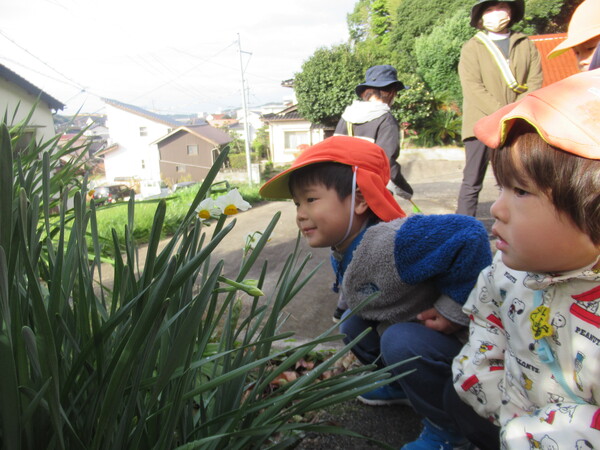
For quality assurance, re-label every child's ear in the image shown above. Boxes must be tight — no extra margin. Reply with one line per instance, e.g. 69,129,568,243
354,190,369,215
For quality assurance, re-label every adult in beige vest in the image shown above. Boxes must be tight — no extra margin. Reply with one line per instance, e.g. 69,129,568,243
456,0,543,217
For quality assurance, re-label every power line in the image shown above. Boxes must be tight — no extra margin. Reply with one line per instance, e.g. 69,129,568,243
129,41,238,104
0,28,87,91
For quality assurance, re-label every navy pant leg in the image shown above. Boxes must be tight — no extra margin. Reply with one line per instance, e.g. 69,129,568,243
380,322,464,430
456,138,490,217
340,313,386,370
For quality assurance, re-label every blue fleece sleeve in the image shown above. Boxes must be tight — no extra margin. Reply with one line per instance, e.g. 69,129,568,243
394,214,492,305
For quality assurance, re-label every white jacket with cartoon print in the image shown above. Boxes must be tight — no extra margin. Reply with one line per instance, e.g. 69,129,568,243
452,252,600,449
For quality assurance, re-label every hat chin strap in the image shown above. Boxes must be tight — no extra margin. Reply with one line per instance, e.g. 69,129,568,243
334,166,358,249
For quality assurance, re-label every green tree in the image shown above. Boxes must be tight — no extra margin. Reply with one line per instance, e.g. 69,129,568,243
516,0,585,34
347,0,371,42
393,73,436,132
389,0,472,71
251,125,270,160
221,127,245,154
370,0,393,46
414,10,473,107
294,44,377,126
348,0,396,45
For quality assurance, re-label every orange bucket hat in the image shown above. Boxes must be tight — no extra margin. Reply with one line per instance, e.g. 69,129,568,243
474,69,600,159
259,136,406,221
548,0,600,59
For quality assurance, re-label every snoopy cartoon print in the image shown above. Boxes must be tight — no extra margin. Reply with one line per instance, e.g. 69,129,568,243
474,340,494,365
507,297,525,322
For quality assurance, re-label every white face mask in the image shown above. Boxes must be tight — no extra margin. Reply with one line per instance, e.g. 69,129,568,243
482,9,511,33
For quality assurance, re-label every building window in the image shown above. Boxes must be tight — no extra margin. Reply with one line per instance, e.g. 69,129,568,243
141,159,146,169
139,127,148,137
176,165,186,173
284,130,310,150
187,144,198,155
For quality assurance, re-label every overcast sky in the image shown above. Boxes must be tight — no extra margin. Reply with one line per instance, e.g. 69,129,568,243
0,0,355,116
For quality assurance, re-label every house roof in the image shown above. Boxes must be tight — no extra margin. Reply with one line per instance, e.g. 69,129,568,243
102,98,181,127
152,124,233,147
96,143,119,156
529,33,579,86
261,104,303,122
261,104,331,130
0,63,64,111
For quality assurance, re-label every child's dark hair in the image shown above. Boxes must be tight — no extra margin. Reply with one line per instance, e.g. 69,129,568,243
491,121,600,244
360,87,396,105
288,162,353,200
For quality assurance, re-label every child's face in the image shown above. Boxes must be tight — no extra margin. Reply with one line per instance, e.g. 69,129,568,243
490,180,599,273
292,182,364,250
573,36,600,72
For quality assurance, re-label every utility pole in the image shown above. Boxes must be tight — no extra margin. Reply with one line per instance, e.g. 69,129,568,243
238,33,253,185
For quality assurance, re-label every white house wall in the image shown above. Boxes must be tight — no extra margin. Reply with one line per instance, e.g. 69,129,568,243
268,121,324,164
234,109,264,144
104,104,170,183
0,77,57,143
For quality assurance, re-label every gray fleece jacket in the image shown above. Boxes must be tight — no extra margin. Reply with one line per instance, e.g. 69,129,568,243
342,214,493,331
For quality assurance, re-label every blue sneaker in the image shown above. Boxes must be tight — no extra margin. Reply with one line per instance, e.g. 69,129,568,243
357,384,411,406
401,419,471,449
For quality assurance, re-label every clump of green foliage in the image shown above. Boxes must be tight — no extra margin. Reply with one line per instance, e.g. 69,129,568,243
0,109,410,449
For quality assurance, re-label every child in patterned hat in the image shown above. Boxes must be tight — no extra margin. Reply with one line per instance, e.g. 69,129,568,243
451,69,600,448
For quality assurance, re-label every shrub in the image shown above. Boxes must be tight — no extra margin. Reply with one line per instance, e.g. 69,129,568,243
414,11,474,107
393,73,436,132
228,152,259,170
414,107,463,147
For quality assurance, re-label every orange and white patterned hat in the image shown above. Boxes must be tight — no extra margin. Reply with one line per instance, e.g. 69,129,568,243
260,136,406,221
475,69,600,159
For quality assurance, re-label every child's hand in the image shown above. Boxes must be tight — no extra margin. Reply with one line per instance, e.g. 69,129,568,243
417,308,463,334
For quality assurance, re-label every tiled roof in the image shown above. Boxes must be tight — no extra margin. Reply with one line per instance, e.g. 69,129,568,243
0,63,64,110
102,98,180,127
529,33,579,86
261,104,334,130
261,104,303,122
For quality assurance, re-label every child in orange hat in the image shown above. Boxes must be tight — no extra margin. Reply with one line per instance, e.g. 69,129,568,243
261,135,493,449
548,0,600,72
450,69,600,448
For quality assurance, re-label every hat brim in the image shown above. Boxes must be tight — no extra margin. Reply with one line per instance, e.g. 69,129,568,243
469,0,524,28
259,137,406,221
355,81,406,97
548,24,600,59
259,159,321,200
474,70,600,159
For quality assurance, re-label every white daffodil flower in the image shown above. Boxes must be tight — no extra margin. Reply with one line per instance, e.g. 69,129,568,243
195,197,220,220
215,189,251,216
